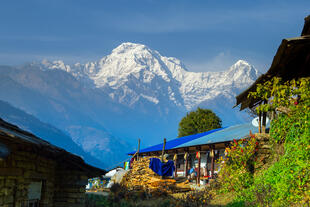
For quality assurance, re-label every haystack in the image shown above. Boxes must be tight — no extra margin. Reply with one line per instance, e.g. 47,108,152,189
121,157,191,194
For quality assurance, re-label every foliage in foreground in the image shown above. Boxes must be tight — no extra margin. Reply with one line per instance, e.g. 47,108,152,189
248,77,310,206
217,77,310,206
247,109,310,206
178,107,222,137
217,136,258,194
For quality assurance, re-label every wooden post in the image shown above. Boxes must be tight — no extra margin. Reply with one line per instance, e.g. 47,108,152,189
131,139,140,162
160,138,166,179
262,101,267,133
210,146,215,179
173,152,178,178
262,112,267,133
206,150,209,177
137,138,140,161
185,150,189,177
197,148,201,186
161,138,166,162
258,111,262,133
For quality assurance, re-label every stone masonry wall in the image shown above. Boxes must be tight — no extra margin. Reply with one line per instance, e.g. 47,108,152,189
0,141,89,207
54,170,88,207
0,144,56,207
254,133,272,173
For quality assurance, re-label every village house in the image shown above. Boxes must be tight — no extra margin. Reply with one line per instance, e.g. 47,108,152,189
227,15,310,174
0,118,105,207
235,15,310,131
128,123,258,184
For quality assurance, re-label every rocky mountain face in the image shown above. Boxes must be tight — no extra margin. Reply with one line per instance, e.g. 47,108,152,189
0,42,259,168
35,42,259,115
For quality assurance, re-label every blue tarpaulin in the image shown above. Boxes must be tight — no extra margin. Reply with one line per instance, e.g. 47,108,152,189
149,158,175,176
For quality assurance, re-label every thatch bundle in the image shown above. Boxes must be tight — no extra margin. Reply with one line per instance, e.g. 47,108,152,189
121,157,191,194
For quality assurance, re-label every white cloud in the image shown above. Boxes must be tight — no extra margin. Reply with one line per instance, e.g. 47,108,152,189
184,52,238,72
183,50,272,73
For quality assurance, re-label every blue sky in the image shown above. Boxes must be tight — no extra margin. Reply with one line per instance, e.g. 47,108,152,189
0,0,309,72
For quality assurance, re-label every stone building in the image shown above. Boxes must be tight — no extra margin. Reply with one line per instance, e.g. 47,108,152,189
0,118,105,207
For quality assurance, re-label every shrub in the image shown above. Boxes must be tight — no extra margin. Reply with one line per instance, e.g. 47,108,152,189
249,109,310,206
218,77,310,206
217,136,258,194
241,77,310,206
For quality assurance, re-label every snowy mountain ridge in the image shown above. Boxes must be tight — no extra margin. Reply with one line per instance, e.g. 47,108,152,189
33,42,259,111
2,42,261,167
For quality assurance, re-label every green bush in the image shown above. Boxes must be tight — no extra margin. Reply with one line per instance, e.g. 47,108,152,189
248,109,310,206
217,77,310,206
240,77,310,206
217,136,258,194
247,77,310,206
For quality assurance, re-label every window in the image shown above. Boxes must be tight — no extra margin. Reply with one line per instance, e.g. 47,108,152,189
28,199,39,207
24,181,42,207
21,199,39,207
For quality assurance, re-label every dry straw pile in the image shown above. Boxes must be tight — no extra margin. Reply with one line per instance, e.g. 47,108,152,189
121,157,191,194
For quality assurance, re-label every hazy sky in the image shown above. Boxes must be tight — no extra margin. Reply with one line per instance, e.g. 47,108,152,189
1,0,309,72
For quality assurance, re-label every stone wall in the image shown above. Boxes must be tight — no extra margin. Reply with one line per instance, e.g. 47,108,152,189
54,170,88,207
254,133,272,173
0,141,89,207
0,145,56,207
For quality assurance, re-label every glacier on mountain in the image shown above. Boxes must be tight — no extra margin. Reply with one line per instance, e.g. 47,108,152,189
0,42,261,168
34,42,259,114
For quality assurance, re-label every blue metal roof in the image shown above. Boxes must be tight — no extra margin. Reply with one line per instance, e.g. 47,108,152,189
127,123,260,155
127,127,225,155
175,123,258,148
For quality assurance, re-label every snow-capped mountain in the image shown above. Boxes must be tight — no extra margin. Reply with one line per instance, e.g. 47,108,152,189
35,42,259,114
1,42,259,168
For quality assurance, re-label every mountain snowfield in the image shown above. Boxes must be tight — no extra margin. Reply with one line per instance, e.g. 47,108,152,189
0,42,259,168
35,42,259,113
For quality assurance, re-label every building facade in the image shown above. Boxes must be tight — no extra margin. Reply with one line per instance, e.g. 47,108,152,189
128,123,258,184
0,118,105,207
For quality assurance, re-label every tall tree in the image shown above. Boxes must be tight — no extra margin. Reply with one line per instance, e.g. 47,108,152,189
178,108,222,137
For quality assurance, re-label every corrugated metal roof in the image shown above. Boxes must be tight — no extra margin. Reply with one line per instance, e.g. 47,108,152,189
127,127,225,155
127,123,259,155
175,123,258,148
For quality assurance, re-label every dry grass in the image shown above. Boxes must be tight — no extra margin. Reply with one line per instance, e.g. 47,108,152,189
208,192,236,206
